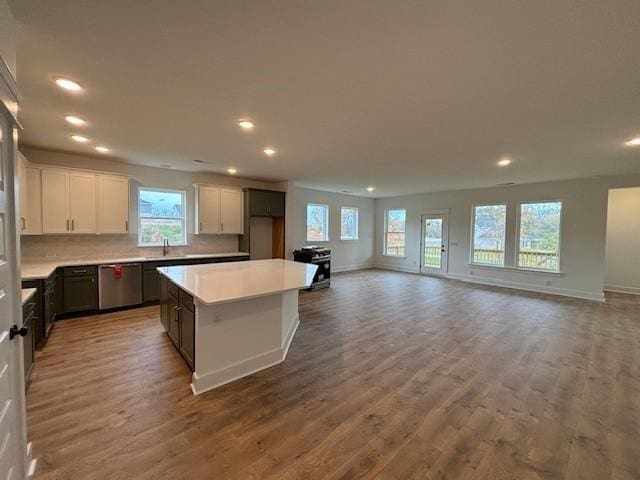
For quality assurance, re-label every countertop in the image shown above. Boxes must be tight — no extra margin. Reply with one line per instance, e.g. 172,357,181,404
21,288,37,305
21,252,250,281
158,259,318,306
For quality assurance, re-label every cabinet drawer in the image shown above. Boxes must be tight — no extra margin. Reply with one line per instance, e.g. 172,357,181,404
179,290,194,312
63,266,97,277
168,282,179,299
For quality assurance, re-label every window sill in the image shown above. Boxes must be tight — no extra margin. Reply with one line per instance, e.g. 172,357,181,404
137,244,188,248
340,238,359,242
468,263,563,276
382,254,407,259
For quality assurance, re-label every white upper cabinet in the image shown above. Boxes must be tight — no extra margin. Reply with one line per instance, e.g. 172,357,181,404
17,153,43,234
220,188,243,234
41,169,71,233
195,185,243,234
24,167,42,234
68,172,97,233
196,185,221,234
17,153,27,231
42,169,97,234
98,175,129,234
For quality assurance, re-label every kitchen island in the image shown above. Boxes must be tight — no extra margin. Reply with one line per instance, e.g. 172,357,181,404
157,259,317,394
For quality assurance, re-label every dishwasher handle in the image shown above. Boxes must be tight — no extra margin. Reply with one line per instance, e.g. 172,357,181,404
99,263,142,269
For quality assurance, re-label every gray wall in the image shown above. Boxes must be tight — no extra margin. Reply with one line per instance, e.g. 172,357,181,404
605,187,640,294
20,147,282,260
375,175,640,301
286,186,375,272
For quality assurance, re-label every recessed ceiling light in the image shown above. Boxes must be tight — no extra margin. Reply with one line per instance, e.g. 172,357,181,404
227,168,238,174
625,137,640,146
194,159,204,163
160,164,172,169
497,158,512,166
237,119,254,130
65,115,87,126
263,147,276,156
70,135,89,143
55,77,83,92
95,146,110,153
367,186,375,192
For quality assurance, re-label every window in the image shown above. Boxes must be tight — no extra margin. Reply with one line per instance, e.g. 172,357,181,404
517,201,562,271
138,188,187,246
306,204,329,241
384,209,406,256
340,207,359,240
471,204,507,266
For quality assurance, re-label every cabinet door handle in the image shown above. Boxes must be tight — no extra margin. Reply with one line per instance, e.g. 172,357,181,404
125,220,128,232
71,219,75,231
199,222,203,232
221,222,224,232
19,217,25,231
66,219,70,231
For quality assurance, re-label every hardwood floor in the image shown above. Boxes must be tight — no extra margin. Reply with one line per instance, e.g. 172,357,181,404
27,270,640,479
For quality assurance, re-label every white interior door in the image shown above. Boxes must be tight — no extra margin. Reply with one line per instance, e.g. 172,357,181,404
420,213,449,275
0,110,27,479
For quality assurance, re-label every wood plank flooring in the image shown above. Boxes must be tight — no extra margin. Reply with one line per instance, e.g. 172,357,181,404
26,270,640,479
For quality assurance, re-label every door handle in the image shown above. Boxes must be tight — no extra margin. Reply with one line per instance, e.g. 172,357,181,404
9,325,28,340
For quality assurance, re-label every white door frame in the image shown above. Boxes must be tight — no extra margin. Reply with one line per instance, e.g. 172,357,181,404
0,54,29,478
419,210,450,276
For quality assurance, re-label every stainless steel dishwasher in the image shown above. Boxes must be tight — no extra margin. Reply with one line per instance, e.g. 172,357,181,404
98,263,143,310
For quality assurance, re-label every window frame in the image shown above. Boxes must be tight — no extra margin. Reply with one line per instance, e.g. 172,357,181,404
469,203,508,267
383,208,407,258
515,200,563,273
306,203,330,242
137,186,188,247
340,206,359,241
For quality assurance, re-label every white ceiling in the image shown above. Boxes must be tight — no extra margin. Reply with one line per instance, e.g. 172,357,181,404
9,0,640,197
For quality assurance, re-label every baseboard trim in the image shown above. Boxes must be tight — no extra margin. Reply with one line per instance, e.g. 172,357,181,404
373,264,604,302
604,284,640,295
332,264,374,273
373,264,420,274
191,315,300,395
444,273,605,302
281,314,300,357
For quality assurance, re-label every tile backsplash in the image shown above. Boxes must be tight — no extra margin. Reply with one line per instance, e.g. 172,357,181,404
21,234,240,262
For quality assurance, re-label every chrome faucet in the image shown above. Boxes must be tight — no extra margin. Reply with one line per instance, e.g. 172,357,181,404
162,238,170,256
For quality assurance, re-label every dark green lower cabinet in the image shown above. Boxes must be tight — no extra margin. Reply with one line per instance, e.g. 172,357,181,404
143,269,160,302
22,297,36,388
178,293,195,370
63,267,98,313
159,276,195,371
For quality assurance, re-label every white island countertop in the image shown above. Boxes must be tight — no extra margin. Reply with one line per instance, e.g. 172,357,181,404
21,252,249,280
158,259,318,306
